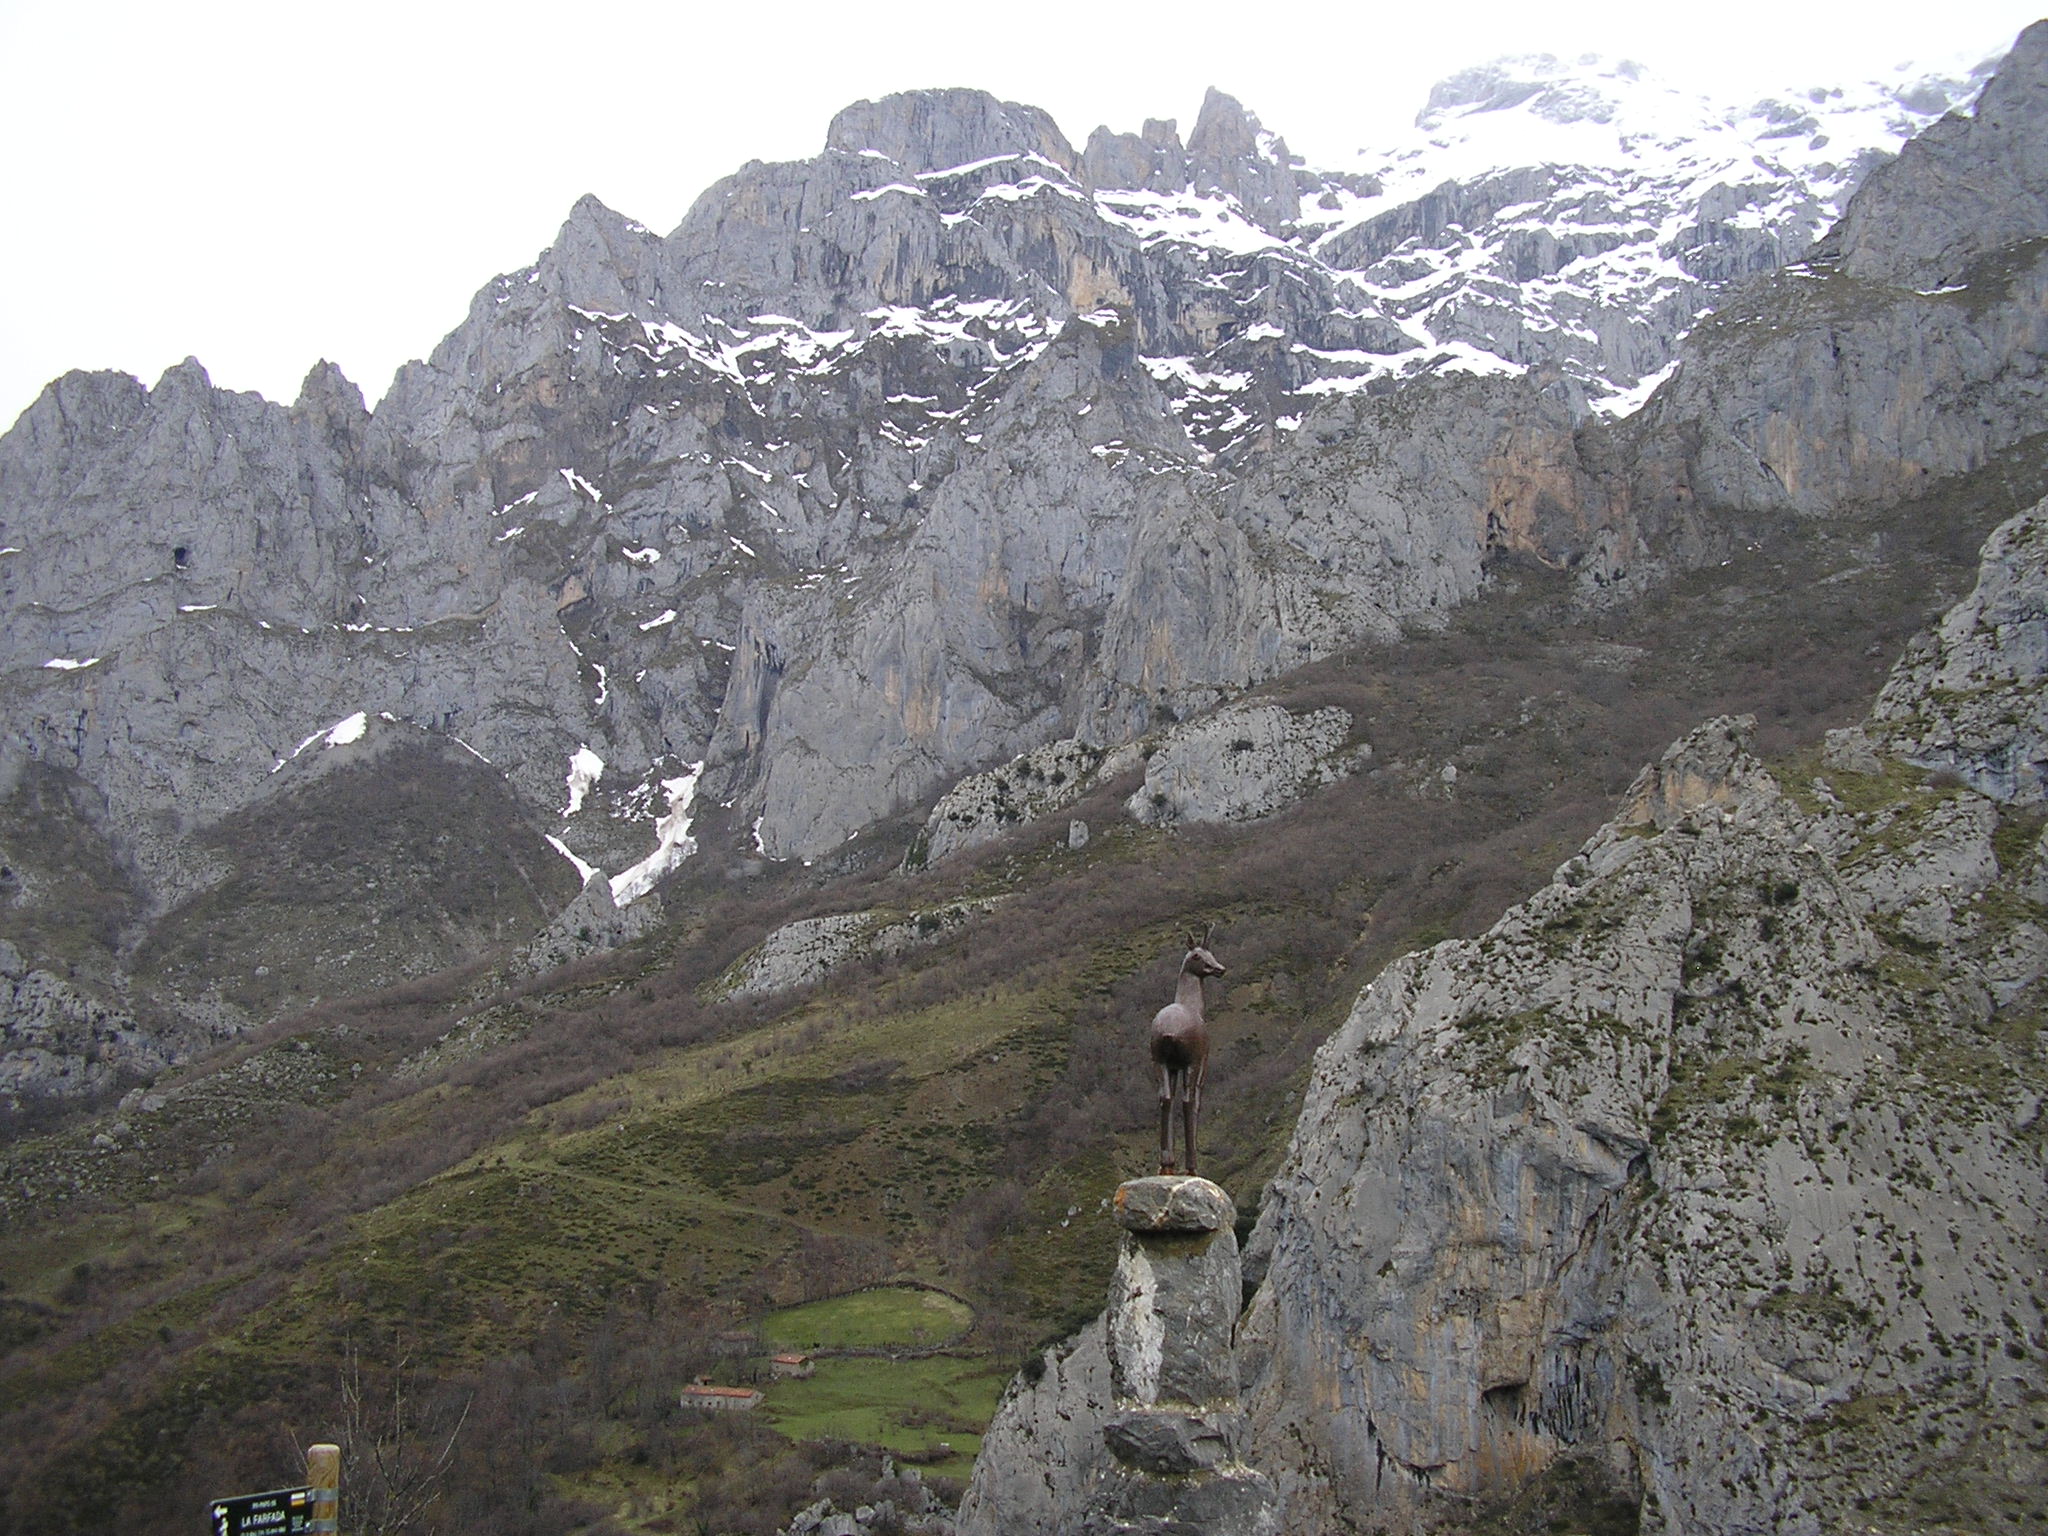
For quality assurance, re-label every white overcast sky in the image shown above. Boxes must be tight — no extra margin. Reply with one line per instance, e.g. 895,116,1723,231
0,0,2038,428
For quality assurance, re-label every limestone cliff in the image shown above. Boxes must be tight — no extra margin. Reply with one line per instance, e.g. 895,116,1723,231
0,32,2038,1097
1234,513,2048,1532
964,505,2048,1533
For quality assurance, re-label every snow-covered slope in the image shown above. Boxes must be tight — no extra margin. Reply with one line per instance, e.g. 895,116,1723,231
594,55,1991,473
1296,54,1991,416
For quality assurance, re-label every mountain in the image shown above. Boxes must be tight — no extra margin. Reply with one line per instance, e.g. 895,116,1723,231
0,46,2005,1106
1,23,2047,1535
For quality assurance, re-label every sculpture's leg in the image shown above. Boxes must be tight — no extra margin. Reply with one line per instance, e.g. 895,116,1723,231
1183,1079,1200,1176
1158,1065,1176,1174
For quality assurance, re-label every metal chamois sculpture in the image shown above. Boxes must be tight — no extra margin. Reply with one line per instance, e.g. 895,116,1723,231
1149,927,1226,1175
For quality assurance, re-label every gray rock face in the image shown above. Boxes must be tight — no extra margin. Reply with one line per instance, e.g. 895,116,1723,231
1105,1214,1240,1407
514,872,663,977
1100,1408,1242,1476
971,502,2048,1535
959,1176,1276,1536
0,939,165,1107
720,913,878,1000
961,1179,1285,1536
1127,703,1367,828
1868,501,2048,800
1083,1177,1276,1536
2,33,2041,1092
909,738,1110,868
1068,1464,1276,1536
1077,372,1602,726
955,1321,1114,1536
1080,119,1199,200
1615,712,1773,829
1626,244,2048,522
1821,20,2048,289
1820,725,1883,776
781,1465,954,1536
826,90,1078,178
1231,546,2048,1534
1185,89,1303,230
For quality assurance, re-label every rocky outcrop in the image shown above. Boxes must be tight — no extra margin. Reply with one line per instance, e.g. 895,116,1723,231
1619,245,2048,523
909,739,1112,868
1819,19,2048,290
970,503,2048,1535
1183,89,1304,231
783,1462,955,1536
1127,703,1368,828
961,1177,1276,1536
955,1321,1113,1536
1237,687,2046,1531
0,940,164,1108
1868,502,2048,800
513,873,664,977
826,90,1078,178
1230,506,2048,1531
716,900,999,1001
718,914,876,1000
1080,1176,1276,1535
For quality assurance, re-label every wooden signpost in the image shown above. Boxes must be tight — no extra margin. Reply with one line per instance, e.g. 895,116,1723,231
209,1444,338,1536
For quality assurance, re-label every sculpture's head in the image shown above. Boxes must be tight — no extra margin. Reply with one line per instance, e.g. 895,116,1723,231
1184,925,1227,978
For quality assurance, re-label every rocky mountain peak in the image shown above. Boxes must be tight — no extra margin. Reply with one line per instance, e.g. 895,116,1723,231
154,355,216,397
0,370,146,473
7,23,2046,1095
1185,86,1302,227
558,190,648,246
824,87,1077,176
1185,87,1273,160
539,191,665,317
1078,117,1187,196
1820,17,2048,288
291,359,363,417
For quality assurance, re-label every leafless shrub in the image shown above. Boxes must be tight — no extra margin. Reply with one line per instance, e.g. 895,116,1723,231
332,1339,473,1536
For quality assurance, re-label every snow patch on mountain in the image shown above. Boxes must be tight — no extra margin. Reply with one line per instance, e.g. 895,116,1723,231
562,745,604,817
609,763,704,906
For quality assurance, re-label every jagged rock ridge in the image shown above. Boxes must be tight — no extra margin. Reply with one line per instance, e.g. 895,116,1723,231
961,502,2048,1535
0,29,2035,1095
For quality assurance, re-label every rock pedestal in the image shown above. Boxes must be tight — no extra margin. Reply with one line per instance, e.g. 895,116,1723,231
1069,1176,1277,1536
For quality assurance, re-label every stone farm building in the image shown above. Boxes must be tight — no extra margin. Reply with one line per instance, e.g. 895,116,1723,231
681,1382,763,1412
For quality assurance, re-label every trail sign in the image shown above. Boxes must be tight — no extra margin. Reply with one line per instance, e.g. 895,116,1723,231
207,1486,316,1536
